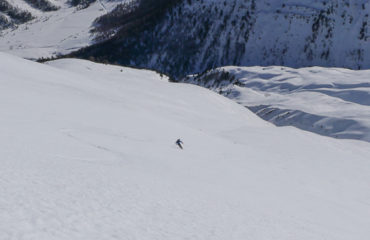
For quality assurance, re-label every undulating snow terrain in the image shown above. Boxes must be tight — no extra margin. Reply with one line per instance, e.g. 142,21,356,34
1,52,370,239
0,0,124,59
184,66,370,142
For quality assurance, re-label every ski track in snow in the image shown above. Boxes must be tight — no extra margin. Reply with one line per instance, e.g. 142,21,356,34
97,0,107,14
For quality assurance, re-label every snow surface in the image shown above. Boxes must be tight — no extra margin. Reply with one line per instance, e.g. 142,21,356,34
1,52,370,239
0,0,123,59
186,66,370,143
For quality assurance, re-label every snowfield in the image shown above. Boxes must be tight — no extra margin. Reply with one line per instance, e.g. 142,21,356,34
0,0,123,59
1,52,370,239
186,66,370,143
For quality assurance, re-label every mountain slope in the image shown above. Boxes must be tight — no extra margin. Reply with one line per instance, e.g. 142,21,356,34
183,66,370,142
0,0,123,59
1,52,370,240
2,0,370,76
72,0,370,78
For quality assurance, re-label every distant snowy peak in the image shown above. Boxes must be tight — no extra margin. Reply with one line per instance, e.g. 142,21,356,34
183,66,370,143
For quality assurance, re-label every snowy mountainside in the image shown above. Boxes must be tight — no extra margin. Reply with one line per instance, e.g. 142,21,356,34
1,52,370,240
73,0,370,78
0,0,125,59
183,66,370,142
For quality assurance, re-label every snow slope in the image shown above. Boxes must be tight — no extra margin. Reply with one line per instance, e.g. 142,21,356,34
1,52,370,239
185,66,370,142
0,0,123,59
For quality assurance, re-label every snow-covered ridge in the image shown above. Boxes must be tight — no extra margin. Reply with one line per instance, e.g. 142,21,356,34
184,66,370,142
1,52,370,240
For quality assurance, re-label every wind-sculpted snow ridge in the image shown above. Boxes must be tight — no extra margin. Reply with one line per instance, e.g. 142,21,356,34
0,0,124,59
184,66,370,142
1,52,370,240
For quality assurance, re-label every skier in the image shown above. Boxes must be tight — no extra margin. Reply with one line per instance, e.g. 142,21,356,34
176,139,184,149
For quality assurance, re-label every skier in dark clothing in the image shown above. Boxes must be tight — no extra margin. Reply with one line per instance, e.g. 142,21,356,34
176,139,184,149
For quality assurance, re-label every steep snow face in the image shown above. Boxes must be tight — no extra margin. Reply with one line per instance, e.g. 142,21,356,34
184,66,370,142
1,52,370,239
77,0,370,77
0,0,124,59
